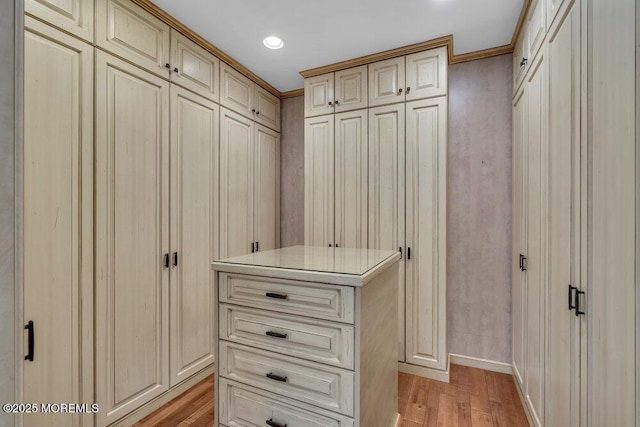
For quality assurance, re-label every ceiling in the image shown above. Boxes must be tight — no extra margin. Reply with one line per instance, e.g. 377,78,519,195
150,0,525,92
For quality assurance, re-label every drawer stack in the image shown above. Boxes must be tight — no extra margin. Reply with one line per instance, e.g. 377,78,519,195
217,272,357,427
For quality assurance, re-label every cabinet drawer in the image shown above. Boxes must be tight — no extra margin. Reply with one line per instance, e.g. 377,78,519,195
219,273,355,323
219,342,355,416
219,378,355,427
220,305,355,369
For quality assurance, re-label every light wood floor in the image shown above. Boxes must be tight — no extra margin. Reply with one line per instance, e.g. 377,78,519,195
135,364,529,427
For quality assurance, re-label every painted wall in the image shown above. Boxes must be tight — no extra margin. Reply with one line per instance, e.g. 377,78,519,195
0,1,19,426
279,54,513,363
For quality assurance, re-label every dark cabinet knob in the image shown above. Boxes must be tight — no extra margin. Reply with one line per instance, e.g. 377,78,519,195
252,109,256,113
520,57,528,67
406,87,411,94
328,101,333,106
335,100,339,105
398,88,403,95
165,63,170,69
256,111,260,115
173,67,179,73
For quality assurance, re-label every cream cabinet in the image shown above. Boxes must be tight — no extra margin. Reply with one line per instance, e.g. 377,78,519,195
527,0,546,61
170,30,220,102
23,17,94,427
513,30,529,95
96,0,171,78
26,0,94,42
305,66,367,117
305,110,368,249
219,107,280,259
369,57,405,107
405,47,448,101
169,85,219,386
220,63,281,131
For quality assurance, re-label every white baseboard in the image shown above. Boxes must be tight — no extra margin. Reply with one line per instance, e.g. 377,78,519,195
398,362,450,383
391,412,401,427
449,353,513,374
109,364,215,427
511,368,535,427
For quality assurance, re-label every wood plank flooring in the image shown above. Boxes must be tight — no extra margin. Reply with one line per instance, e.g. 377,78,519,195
135,364,529,427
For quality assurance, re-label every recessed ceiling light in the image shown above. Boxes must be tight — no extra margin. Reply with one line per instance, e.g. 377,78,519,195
263,36,284,50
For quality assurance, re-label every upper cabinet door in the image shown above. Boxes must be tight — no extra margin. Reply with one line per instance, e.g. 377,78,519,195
96,0,170,78
405,47,448,101
26,0,94,42
369,57,405,107
304,73,335,117
527,0,546,60
547,0,566,29
304,115,335,247
219,108,255,258
254,125,280,252
334,65,368,113
513,30,529,95
254,86,281,132
170,30,219,102
220,63,254,118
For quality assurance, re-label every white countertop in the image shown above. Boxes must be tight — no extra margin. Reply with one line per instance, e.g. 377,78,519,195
212,246,399,285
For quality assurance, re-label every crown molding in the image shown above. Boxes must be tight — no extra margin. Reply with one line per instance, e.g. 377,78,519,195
280,88,305,99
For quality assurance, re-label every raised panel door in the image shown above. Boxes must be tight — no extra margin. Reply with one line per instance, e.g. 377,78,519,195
547,0,566,29
26,0,94,42
304,73,334,117
23,18,94,426
254,124,280,252
527,0,546,61
513,30,529,95
96,0,171,77
254,86,281,131
170,30,219,102
368,57,405,107
525,50,546,427
95,50,170,426
169,86,218,386
367,104,405,360
405,47,448,101
334,110,367,249
219,108,254,258
334,66,368,112
304,115,335,247
405,97,447,370
220,63,254,118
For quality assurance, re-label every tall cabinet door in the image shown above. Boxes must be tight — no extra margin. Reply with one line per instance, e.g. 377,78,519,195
169,86,218,386
405,97,448,370
334,110,368,249
524,50,547,427
23,18,94,427
219,108,255,258
254,125,281,252
95,51,170,426
545,4,580,426
304,115,335,247
368,104,405,360
512,85,528,389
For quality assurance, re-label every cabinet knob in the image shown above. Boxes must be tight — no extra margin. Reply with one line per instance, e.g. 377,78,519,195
165,63,170,69
328,101,333,106
252,109,256,113
173,67,179,73
256,111,260,115
406,87,411,94
398,88,403,95
335,100,339,105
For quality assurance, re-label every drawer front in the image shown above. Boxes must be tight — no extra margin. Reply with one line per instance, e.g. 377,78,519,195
220,305,355,369
219,342,355,416
219,273,355,324
219,379,355,427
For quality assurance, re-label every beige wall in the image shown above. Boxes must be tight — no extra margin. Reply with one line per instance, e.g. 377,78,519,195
279,54,513,363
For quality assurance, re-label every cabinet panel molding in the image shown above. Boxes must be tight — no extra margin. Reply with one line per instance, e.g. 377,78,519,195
368,57,405,107
220,62,254,118
334,65,368,112
26,0,94,42
405,47,447,101
305,73,335,117
170,29,219,102
255,86,281,131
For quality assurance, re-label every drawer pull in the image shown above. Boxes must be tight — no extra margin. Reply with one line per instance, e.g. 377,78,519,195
266,292,288,300
266,331,288,339
266,372,288,382
266,419,287,427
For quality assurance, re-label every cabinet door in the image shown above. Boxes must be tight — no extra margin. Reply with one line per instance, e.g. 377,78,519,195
304,73,335,117
170,30,219,102
169,86,218,386
547,0,566,29
368,57,405,107
220,63,254,118
304,115,335,247
255,86,281,131
23,18,94,427
405,47,448,101
545,4,580,427
95,50,170,426
96,0,170,78
527,0,546,61
334,66,368,112
368,104,405,360
254,125,280,252
513,30,529,95
405,97,447,371
220,108,255,258
334,110,367,249
511,85,527,389
524,50,546,427
26,0,93,42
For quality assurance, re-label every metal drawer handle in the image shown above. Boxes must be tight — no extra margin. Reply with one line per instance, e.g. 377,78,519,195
266,331,288,339
266,372,288,382
266,419,287,427
266,292,288,300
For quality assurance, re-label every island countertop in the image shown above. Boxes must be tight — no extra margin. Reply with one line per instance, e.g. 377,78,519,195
212,245,400,286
